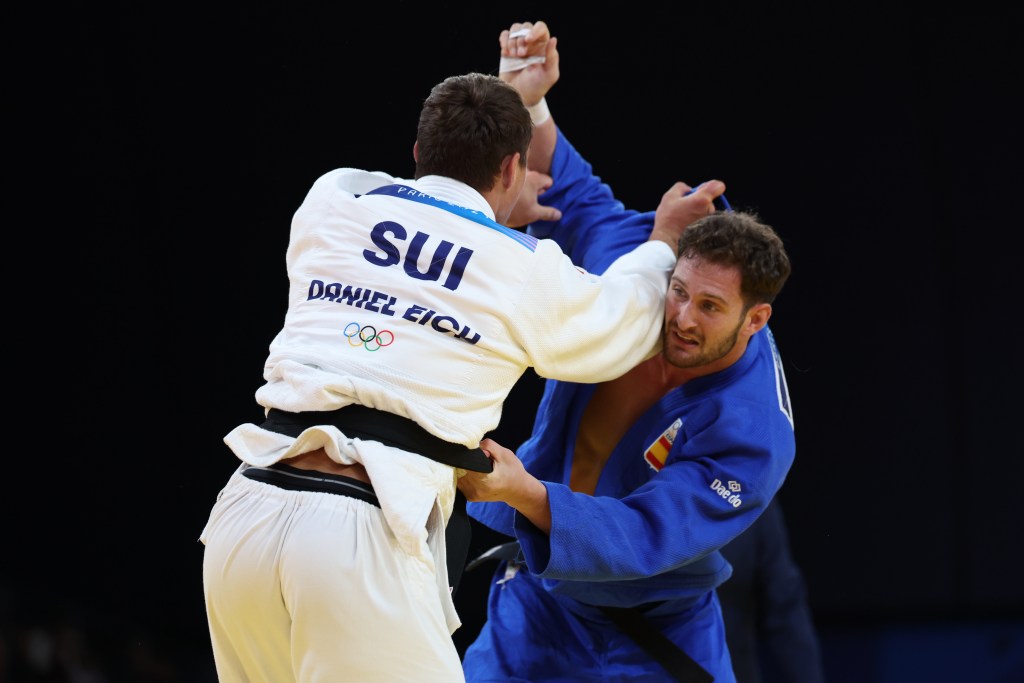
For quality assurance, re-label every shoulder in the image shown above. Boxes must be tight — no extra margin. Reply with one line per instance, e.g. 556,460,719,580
309,168,399,196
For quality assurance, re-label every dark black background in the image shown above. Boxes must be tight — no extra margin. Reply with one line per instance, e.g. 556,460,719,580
15,2,1021,681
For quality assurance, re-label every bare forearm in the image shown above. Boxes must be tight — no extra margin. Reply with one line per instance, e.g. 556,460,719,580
528,117,556,174
647,225,683,254
498,21,559,175
507,477,552,534
457,438,554,534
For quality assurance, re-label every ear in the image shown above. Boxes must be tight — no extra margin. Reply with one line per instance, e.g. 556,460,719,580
744,303,772,336
499,151,521,190
413,140,420,163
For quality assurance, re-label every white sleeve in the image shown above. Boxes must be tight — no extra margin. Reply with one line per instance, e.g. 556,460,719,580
517,240,675,383
602,240,676,279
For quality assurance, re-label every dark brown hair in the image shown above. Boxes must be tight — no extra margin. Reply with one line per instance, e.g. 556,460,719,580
678,211,792,305
414,73,532,191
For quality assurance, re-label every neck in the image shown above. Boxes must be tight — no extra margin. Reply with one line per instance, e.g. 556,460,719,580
482,187,509,225
639,354,692,391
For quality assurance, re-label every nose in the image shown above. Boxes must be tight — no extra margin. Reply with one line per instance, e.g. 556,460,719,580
668,301,696,331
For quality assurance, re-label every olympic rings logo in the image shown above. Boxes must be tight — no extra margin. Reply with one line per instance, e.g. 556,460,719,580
344,322,395,352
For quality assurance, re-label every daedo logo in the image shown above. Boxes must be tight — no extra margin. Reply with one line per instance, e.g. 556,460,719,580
710,479,743,508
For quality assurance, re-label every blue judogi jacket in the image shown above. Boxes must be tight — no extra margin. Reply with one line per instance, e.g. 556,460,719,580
464,128,796,682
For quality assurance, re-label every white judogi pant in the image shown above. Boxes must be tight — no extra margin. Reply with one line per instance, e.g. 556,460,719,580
201,467,465,683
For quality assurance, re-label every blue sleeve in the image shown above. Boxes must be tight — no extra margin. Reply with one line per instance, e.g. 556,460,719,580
527,128,656,274
514,399,794,594
466,498,516,537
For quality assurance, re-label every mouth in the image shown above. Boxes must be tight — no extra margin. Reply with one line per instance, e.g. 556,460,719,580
672,332,700,349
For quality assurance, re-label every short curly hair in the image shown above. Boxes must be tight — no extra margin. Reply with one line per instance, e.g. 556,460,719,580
677,211,791,306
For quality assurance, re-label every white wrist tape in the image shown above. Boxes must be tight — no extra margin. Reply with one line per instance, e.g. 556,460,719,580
499,55,546,73
500,28,547,72
527,97,550,126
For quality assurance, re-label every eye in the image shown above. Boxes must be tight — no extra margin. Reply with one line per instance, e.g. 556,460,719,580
702,301,718,312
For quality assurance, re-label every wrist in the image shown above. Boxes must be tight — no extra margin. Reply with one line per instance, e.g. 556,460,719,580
528,97,550,126
648,227,681,256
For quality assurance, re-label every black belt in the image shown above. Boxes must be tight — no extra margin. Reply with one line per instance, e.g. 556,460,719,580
261,405,484,593
242,461,380,507
261,406,493,473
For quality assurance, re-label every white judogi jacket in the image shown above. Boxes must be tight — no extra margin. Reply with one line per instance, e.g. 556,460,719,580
224,169,675,631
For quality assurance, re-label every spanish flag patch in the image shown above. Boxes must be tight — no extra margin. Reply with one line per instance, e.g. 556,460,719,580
644,418,682,471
